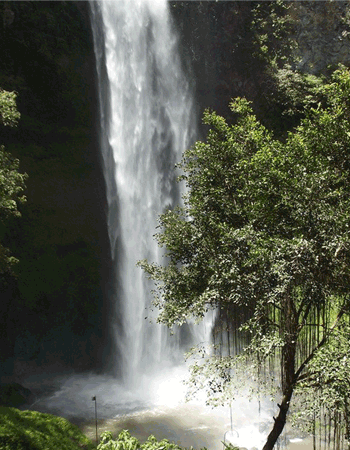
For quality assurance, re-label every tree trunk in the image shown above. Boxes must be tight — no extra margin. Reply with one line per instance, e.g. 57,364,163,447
344,398,350,450
262,295,297,450
262,388,293,450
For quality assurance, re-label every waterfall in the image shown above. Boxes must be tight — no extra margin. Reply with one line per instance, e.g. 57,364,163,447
89,0,203,387
25,9,274,447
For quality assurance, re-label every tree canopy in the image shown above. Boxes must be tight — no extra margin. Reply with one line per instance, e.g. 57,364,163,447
139,66,350,449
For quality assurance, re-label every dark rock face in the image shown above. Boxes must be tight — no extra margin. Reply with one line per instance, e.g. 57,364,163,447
170,1,263,123
0,1,113,376
0,383,34,407
292,2,350,74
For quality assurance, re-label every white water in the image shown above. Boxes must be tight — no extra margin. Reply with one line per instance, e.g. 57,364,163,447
90,0,209,387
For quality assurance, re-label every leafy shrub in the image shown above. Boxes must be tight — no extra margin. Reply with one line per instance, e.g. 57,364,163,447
0,407,94,450
97,430,207,450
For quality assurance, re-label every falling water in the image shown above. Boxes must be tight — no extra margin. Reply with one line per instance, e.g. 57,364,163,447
89,0,203,387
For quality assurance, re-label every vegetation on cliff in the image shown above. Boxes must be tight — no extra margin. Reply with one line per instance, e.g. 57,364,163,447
0,88,27,274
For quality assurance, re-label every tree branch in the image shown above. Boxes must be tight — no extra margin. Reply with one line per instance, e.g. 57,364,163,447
297,299,312,330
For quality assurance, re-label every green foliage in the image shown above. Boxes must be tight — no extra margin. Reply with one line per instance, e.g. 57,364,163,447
97,431,139,450
0,90,20,127
260,66,327,134
97,430,203,450
0,407,94,450
0,147,26,223
251,1,298,69
222,443,240,450
0,89,27,274
271,67,325,115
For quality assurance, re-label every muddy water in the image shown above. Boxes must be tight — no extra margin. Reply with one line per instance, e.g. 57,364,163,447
74,404,313,450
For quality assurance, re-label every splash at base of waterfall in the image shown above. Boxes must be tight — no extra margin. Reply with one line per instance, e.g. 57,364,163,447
26,367,189,417
22,367,311,450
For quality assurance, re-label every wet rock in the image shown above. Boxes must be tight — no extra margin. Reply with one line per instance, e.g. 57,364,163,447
0,382,34,407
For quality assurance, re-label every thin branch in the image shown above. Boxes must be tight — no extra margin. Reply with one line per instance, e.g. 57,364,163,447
298,300,313,329
297,296,310,321
263,316,280,329
295,371,315,383
269,302,282,311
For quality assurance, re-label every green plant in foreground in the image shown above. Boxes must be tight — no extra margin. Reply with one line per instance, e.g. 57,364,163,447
0,407,94,450
222,442,240,450
97,430,207,450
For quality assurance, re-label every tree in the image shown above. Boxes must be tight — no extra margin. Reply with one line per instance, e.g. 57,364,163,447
139,67,350,449
0,88,26,274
